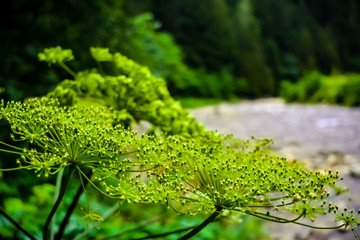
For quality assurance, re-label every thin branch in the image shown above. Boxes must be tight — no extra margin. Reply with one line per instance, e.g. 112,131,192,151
54,174,91,240
253,195,292,203
244,210,305,223
0,207,36,240
0,141,26,150
50,168,64,240
98,215,164,240
100,214,223,240
293,222,345,230
126,226,196,240
247,201,295,208
178,206,223,240
0,166,31,171
0,148,25,156
243,210,346,229
77,167,136,200
97,61,105,76
59,62,76,78
43,166,75,240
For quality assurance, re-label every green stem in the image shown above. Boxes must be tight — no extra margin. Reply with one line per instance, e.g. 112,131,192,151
292,222,345,230
43,166,75,240
99,215,165,240
59,62,76,78
0,140,26,150
50,168,64,240
0,207,36,240
55,173,91,240
97,61,105,75
244,210,345,229
247,201,295,208
244,210,305,223
178,206,223,240
126,226,196,240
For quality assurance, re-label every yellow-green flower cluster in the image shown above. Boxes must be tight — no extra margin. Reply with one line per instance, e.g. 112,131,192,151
38,46,74,65
0,97,139,177
0,46,358,236
0,97,342,216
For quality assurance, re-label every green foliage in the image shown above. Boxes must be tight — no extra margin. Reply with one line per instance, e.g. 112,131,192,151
176,97,223,109
3,0,360,101
0,183,54,238
151,0,274,96
150,0,360,96
340,77,360,106
45,46,206,136
280,72,360,106
190,69,249,99
117,13,248,99
117,13,194,93
0,1,248,101
0,47,359,239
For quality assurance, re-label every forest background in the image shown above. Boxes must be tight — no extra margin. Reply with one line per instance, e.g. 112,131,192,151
2,0,360,102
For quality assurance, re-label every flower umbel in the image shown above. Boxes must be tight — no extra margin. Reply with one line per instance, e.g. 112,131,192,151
0,97,138,177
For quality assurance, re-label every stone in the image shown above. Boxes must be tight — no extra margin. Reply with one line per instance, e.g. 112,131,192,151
326,153,342,166
350,163,360,178
343,155,357,165
132,120,152,134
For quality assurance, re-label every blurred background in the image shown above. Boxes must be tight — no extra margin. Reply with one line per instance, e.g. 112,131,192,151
1,0,360,104
1,0,360,239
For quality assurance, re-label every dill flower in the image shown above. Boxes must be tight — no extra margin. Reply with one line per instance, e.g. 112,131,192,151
38,46,74,65
0,46,357,240
0,97,139,178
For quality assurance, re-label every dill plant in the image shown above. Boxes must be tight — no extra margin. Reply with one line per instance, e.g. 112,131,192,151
0,47,359,240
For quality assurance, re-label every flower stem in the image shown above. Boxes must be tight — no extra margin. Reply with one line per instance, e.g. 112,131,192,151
43,166,75,240
244,210,346,229
0,207,36,240
59,62,76,78
55,172,91,240
50,168,64,240
126,226,196,240
178,206,223,240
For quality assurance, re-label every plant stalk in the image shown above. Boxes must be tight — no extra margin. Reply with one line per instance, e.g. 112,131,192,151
55,171,92,240
178,206,223,240
59,62,76,78
43,166,75,240
126,226,196,240
0,207,37,240
50,168,64,240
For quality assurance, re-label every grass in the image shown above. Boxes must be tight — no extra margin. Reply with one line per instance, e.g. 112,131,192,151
176,97,241,109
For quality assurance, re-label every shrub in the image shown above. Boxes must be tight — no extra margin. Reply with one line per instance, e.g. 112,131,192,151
280,71,360,107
